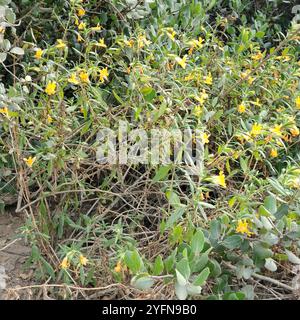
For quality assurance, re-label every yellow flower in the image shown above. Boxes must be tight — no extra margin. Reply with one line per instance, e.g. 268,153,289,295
56,39,67,49
241,69,255,84
77,8,85,17
270,148,278,158
241,70,250,79
175,55,187,69
79,254,88,266
251,51,263,61
0,106,9,116
203,72,213,85
68,73,79,85
213,171,227,188
237,104,246,113
99,67,109,83
188,47,194,55
194,105,203,117
137,35,151,49
45,81,57,95
233,151,240,159
296,96,300,109
201,132,210,144
166,28,176,41
236,220,252,236
77,34,84,42
23,156,36,168
78,22,86,30
184,73,194,81
124,39,134,47
270,124,282,137
0,26,5,34
79,71,89,84
60,256,70,270
114,261,122,273
282,134,291,143
91,24,102,31
250,123,262,136
97,38,107,48
290,126,300,137
47,115,53,124
34,48,43,59
275,52,291,62
250,98,262,107
189,37,204,49
248,76,255,84
195,90,208,105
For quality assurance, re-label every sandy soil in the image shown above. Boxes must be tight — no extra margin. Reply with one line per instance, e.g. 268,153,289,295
0,211,33,299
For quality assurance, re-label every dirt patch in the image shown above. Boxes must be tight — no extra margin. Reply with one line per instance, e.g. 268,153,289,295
0,211,33,299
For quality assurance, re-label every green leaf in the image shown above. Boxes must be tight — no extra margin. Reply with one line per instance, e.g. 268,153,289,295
124,250,143,274
225,292,246,300
112,90,124,104
193,267,210,286
0,52,7,63
40,257,55,280
223,235,243,249
264,196,277,215
192,248,211,272
267,178,288,196
285,250,300,264
261,216,273,230
186,284,202,295
80,120,91,135
210,220,221,240
153,165,171,182
175,269,187,286
241,285,255,300
274,204,289,220
164,248,177,273
5,7,15,23
253,244,273,260
152,255,164,276
176,258,191,280
175,282,188,300
208,259,221,278
141,86,157,102
153,101,167,122
165,207,185,229
256,31,265,39
258,205,271,217
31,245,40,260
10,47,25,55
0,0,12,5
264,258,277,272
240,157,248,173
131,275,154,290
166,189,181,207
191,229,205,256
207,0,217,10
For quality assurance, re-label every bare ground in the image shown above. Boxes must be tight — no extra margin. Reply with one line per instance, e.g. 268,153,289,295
0,211,33,299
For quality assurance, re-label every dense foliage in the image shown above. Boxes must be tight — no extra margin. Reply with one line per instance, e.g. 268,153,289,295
0,0,300,299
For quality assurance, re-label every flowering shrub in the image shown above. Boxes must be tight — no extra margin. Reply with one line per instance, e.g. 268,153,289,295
0,0,300,300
